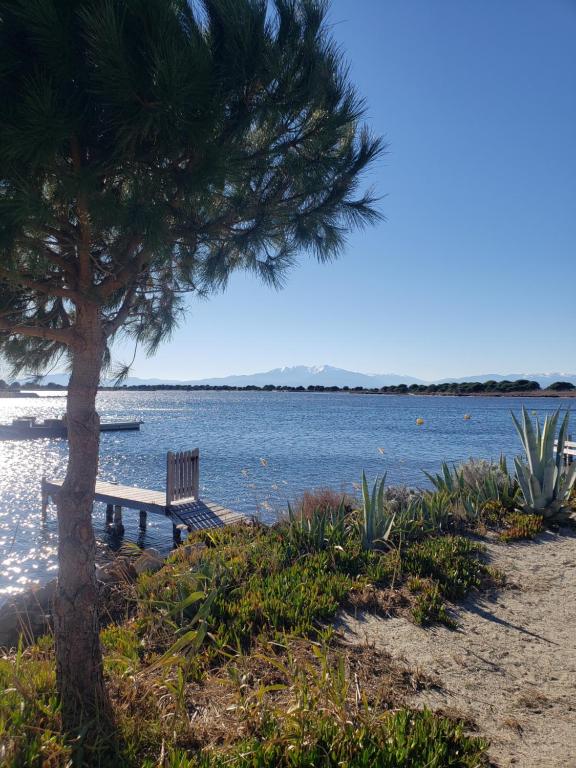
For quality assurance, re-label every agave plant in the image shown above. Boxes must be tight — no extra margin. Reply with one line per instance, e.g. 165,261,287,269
424,462,465,495
512,407,576,519
425,457,519,522
386,491,454,541
358,472,396,549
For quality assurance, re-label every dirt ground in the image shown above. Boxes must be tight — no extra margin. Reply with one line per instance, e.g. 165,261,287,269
339,528,576,767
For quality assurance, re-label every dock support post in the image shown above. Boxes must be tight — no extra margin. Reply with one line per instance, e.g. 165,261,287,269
113,505,124,535
105,504,114,526
172,523,181,545
139,510,147,530
41,479,48,523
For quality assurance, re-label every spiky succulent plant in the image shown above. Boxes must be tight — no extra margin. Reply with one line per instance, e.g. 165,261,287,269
512,407,576,519
358,472,397,549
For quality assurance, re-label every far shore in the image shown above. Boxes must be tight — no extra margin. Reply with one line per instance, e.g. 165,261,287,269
7,386,576,399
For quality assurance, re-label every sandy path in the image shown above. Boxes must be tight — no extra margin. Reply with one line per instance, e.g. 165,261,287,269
339,528,576,767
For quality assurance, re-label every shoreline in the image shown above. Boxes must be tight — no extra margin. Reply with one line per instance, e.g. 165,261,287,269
12,387,576,399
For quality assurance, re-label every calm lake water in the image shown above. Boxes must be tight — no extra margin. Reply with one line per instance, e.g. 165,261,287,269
0,390,571,600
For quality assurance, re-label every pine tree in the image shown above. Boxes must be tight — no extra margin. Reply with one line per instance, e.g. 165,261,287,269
0,0,383,743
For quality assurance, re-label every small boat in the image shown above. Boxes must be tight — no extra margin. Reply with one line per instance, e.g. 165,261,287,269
0,416,143,440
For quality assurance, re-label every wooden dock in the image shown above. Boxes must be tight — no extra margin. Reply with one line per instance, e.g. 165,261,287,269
41,449,246,541
555,438,576,464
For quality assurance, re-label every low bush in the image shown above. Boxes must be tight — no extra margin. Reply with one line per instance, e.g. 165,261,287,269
459,458,510,491
425,457,520,525
291,487,352,520
0,641,70,767
499,512,544,542
407,577,457,628
401,536,489,601
480,499,509,527
383,484,423,511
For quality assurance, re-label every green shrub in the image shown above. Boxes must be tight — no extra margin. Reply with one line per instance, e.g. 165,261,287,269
401,536,489,602
499,512,544,542
0,643,70,767
480,499,509,527
284,500,349,554
425,457,519,523
407,577,456,628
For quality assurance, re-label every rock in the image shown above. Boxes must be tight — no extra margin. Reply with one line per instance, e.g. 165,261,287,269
96,557,137,584
133,548,164,575
176,541,207,563
143,547,161,559
0,580,56,648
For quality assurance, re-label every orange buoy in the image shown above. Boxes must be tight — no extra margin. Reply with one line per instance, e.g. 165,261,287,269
416,417,424,426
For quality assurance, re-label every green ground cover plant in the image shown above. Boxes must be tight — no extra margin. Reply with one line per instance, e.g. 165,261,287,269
498,512,544,542
184,708,488,768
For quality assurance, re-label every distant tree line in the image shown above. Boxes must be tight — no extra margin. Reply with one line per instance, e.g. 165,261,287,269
0,379,24,390
0,380,64,390
6,378,575,395
96,379,576,395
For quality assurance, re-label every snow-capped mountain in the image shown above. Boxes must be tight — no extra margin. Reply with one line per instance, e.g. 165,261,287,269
178,365,425,388
30,366,576,388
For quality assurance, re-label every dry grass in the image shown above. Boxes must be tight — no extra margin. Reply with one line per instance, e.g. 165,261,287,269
102,633,450,759
289,486,354,520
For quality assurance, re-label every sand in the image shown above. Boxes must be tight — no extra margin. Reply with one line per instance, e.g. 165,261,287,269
338,528,576,767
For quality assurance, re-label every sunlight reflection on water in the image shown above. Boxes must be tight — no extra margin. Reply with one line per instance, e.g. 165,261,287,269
0,390,568,601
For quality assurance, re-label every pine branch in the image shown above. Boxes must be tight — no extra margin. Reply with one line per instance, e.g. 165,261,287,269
21,238,78,280
97,247,148,299
104,283,138,336
0,320,75,346
0,267,81,302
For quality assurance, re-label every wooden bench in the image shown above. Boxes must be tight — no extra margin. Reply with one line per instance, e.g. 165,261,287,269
41,449,245,541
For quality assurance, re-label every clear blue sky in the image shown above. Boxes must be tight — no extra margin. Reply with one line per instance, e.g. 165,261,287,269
120,0,576,381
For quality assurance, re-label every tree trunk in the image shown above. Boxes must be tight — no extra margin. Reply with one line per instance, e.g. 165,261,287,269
53,306,111,739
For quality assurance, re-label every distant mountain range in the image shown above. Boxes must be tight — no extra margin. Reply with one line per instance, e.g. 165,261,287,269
30,365,576,389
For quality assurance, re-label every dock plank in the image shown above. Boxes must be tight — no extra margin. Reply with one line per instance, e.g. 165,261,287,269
175,499,245,530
